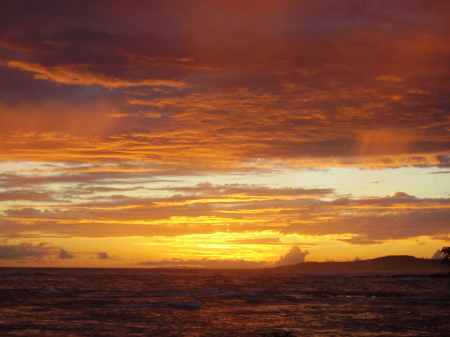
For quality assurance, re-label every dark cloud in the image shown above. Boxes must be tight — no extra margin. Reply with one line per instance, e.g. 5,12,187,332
97,252,109,259
160,183,334,196
0,245,46,259
386,191,416,199
0,190,55,202
431,249,442,259
274,246,309,267
58,249,75,259
430,170,450,174
96,252,120,260
337,236,383,245
0,170,177,191
97,252,110,260
137,257,267,269
4,208,43,217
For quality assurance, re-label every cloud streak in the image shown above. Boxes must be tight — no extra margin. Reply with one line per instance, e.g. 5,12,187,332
0,245,46,259
1,178,448,246
137,257,267,269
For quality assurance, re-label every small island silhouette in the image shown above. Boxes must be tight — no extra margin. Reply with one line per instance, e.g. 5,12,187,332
275,255,449,275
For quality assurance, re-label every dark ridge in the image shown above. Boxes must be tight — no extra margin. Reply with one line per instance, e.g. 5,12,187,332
276,255,446,273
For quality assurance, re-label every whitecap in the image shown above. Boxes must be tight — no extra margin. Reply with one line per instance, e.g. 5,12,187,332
41,286,61,294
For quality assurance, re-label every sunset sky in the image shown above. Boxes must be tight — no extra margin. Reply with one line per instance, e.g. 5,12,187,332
0,0,449,268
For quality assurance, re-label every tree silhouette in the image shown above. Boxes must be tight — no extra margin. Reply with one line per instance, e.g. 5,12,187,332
440,247,450,273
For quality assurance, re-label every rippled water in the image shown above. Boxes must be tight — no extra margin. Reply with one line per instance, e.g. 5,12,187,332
1,268,449,336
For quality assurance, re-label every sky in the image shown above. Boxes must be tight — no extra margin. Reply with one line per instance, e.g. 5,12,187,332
0,0,449,268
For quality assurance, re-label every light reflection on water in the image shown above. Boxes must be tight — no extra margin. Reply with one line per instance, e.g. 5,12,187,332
0,268,449,336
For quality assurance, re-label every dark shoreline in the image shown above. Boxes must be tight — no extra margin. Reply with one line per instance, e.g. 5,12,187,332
275,255,448,274
353,273,450,278
1,255,448,275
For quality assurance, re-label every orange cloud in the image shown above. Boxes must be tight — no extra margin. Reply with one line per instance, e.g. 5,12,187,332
6,61,185,88
0,175,449,244
355,128,415,156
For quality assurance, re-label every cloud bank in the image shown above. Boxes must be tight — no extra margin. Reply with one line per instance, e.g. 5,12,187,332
137,258,267,269
0,245,46,259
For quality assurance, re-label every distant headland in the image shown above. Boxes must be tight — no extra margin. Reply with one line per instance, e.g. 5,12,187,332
276,255,447,274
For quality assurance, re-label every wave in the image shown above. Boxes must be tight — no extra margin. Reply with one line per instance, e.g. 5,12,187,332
115,300,200,309
136,273,160,277
40,286,61,294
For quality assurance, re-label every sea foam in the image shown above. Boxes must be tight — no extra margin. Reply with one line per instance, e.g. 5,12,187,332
40,286,61,294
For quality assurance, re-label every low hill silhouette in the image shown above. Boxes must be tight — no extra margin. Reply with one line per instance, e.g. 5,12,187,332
276,255,445,274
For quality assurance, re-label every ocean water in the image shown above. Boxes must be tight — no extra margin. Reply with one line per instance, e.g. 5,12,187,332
1,268,449,336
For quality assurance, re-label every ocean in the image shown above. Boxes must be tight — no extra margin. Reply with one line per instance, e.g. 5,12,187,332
1,268,449,336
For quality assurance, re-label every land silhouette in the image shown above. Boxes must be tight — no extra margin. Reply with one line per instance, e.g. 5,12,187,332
440,246,450,273
276,255,447,274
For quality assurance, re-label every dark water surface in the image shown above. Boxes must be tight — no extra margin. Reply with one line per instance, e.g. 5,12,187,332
1,268,449,336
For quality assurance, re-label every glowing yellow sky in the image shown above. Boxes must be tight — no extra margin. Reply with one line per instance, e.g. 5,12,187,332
0,1,449,268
